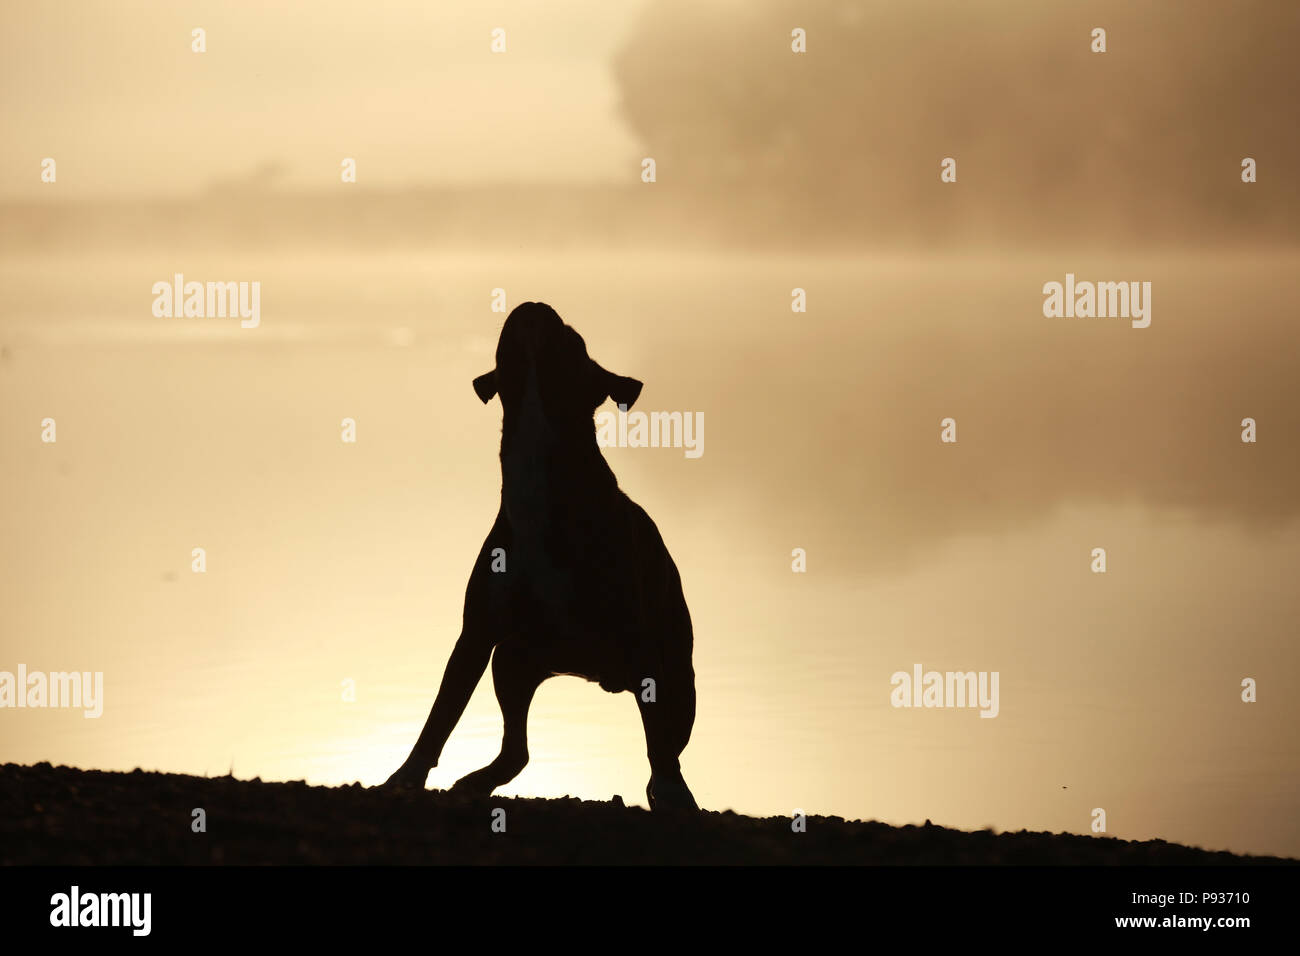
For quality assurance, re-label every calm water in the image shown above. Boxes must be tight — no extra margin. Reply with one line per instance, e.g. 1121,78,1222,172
2,246,1297,858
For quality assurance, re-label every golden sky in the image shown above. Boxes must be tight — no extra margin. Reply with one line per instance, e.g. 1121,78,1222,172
0,1,642,196
1,1,1297,860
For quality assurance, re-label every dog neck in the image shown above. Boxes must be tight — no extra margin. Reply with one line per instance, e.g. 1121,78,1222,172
498,383,618,523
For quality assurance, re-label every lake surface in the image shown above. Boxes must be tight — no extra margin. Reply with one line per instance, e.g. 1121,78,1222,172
2,245,1297,858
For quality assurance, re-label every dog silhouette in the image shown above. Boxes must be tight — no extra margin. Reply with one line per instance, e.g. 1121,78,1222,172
385,302,698,811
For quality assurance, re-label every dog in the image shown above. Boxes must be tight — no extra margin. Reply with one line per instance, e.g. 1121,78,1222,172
384,302,698,811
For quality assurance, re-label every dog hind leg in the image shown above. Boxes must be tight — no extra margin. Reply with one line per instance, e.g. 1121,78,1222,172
451,643,547,796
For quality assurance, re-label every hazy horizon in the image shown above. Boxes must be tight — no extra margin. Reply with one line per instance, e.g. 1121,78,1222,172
2,0,1297,860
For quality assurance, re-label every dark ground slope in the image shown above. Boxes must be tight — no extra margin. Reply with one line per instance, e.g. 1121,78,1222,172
1,763,1292,865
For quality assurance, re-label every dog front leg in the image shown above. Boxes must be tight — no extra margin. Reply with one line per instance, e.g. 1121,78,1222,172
637,663,699,812
385,631,493,788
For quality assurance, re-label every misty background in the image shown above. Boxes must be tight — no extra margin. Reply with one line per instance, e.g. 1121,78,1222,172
2,0,1298,858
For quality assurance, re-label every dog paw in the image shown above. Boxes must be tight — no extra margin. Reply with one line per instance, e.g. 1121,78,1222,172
382,765,429,790
449,770,496,796
646,775,699,813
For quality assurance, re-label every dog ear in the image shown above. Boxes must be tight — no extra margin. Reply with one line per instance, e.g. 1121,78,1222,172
607,373,643,410
472,370,498,403
593,361,643,410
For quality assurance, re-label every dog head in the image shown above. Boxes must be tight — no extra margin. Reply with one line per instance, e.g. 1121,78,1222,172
472,303,642,422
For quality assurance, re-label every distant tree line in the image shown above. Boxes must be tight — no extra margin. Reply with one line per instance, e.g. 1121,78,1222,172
613,0,1300,245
